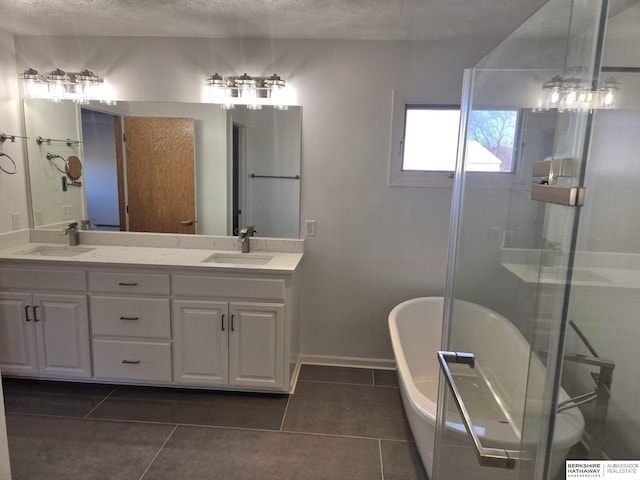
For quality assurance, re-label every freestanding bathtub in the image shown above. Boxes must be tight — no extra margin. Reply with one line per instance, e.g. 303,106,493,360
388,297,584,480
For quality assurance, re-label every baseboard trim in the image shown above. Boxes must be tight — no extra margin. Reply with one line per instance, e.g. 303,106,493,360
299,354,396,370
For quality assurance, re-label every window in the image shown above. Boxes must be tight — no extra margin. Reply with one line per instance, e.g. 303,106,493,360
388,91,519,187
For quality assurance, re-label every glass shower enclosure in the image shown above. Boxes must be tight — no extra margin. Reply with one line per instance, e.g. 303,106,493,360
432,0,640,479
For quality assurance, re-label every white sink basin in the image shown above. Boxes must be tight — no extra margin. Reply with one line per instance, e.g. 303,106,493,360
17,246,95,257
203,253,273,265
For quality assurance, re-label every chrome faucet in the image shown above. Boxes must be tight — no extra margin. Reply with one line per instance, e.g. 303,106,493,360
238,225,256,253
62,222,80,246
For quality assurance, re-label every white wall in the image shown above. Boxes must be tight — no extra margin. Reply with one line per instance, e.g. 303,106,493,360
0,31,29,235
12,35,494,361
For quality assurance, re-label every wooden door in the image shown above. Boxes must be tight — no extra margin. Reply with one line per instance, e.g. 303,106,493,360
124,116,196,234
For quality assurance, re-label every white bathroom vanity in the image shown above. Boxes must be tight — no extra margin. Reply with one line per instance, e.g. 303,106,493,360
0,230,302,394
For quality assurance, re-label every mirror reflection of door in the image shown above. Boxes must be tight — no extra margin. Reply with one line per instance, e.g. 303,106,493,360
81,108,122,231
124,116,196,234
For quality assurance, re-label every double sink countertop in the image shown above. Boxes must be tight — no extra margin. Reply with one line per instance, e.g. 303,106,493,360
0,230,303,274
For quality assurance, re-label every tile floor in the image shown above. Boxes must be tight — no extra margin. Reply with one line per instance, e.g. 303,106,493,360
2,365,428,480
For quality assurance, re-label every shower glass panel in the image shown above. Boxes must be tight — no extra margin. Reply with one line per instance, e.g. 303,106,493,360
556,67,640,465
433,1,608,480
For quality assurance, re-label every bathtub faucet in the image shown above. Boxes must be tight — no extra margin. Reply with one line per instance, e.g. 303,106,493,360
238,225,256,253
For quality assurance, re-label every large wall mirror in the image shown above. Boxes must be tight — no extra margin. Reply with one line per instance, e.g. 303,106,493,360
23,99,302,239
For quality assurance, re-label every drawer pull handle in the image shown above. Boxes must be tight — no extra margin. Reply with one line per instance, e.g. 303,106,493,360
221,314,225,331
120,316,139,321
25,305,32,322
122,360,141,365
33,305,40,322
118,282,138,286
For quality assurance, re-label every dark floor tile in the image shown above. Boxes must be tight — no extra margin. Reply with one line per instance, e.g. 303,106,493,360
1,377,115,417
143,425,381,480
283,381,412,441
298,364,374,385
374,369,399,387
381,440,429,480
6,414,175,480
88,385,289,430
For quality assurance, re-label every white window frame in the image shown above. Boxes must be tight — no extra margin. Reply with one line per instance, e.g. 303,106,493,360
388,91,456,188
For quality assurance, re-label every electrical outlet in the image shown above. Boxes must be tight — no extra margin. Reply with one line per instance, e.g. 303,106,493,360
305,220,316,237
489,227,502,245
11,213,21,230
35,210,44,226
63,205,73,220
502,230,515,248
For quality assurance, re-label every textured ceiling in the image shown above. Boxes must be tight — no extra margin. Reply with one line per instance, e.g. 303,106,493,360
0,0,636,41
0,0,548,41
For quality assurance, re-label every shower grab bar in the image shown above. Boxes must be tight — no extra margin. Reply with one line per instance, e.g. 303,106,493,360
437,351,520,469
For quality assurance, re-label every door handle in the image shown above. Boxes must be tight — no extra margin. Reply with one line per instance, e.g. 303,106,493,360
180,219,194,226
33,305,40,322
437,351,520,469
25,305,32,322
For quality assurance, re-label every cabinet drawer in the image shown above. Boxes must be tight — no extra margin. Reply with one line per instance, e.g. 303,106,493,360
0,267,86,292
172,275,285,301
92,339,171,382
89,271,169,296
90,296,170,339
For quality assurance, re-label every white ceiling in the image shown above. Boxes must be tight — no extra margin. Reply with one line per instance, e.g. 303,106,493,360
0,1,637,42
0,0,547,41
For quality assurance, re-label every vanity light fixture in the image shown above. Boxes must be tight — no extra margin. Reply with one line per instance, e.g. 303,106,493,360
542,74,620,111
206,72,289,110
19,67,113,104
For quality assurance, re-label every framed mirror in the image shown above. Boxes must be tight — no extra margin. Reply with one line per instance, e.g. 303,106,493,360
23,99,302,238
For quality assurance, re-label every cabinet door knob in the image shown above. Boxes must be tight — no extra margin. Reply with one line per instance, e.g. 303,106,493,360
33,305,40,322
25,305,32,322
122,360,141,364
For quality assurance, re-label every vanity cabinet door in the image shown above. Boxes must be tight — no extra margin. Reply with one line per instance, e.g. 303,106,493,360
172,299,229,386
0,292,38,375
228,302,284,389
33,293,91,378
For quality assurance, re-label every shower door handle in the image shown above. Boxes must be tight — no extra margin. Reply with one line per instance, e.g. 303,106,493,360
437,351,520,469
